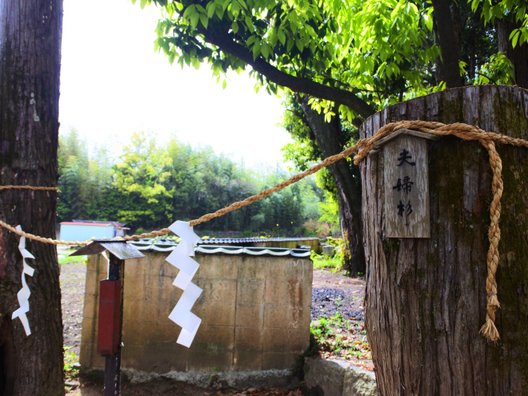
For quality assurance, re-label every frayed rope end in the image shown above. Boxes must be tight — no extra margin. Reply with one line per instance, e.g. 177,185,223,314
480,318,500,342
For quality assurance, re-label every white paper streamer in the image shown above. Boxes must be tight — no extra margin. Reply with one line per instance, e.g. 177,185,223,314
11,225,35,336
166,220,202,347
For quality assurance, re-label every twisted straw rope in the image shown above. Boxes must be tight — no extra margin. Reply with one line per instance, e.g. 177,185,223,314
1,120,527,341
480,140,502,342
0,185,58,191
0,219,82,246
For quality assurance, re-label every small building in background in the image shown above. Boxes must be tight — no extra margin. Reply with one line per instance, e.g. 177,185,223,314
60,220,127,241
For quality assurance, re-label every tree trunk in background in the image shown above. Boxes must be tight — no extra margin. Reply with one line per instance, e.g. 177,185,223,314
301,101,365,275
497,20,528,89
360,86,528,394
0,1,64,395
431,0,464,88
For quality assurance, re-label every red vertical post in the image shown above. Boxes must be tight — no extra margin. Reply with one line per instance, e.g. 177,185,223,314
71,240,143,395
98,280,122,355
100,253,125,396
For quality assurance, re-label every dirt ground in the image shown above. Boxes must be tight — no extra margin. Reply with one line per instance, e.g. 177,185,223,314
61,262,369,395
61,262,85,355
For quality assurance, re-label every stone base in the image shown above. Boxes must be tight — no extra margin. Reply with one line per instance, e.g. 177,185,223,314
81,367,300,391
303,357,376,396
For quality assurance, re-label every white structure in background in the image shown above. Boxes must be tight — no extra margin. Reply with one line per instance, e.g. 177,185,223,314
59,220,128,241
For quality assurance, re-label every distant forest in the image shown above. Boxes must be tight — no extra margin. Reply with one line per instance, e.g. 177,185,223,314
57,130,339,237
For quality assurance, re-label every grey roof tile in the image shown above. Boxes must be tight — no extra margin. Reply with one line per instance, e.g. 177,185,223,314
129,239,311,258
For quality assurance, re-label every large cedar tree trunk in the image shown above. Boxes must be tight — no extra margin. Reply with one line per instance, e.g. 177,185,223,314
359,85,528,394
301,101,365,275
0,1,64,395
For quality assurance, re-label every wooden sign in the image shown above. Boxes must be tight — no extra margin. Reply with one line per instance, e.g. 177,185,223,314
379,130,435,238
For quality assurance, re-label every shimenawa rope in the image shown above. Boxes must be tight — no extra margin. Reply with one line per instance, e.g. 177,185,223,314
0,185,58,191
1,120,528,341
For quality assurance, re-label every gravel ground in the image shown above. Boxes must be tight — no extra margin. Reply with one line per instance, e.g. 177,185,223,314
311,270,365,322
60,262,371,394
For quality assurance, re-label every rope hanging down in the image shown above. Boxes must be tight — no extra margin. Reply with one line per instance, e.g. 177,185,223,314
1,120,528,341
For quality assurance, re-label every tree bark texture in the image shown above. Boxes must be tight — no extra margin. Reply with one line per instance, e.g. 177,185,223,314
359,85,528,395
431,0,464,88
0,1,64,395
497,20,528,89
301,101,365,275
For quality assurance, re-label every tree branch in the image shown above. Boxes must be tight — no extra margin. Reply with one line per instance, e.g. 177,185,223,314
200,28,376,119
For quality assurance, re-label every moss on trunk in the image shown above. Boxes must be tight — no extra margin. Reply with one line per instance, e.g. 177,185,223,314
360,86,528,395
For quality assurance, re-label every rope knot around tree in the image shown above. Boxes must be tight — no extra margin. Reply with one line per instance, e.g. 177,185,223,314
1,120,528,341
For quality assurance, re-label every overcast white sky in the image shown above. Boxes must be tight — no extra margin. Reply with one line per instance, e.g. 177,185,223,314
59,0,292,168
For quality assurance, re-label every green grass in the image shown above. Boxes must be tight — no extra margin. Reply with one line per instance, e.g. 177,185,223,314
63,346,79,379
309,312,371,361
58,249,87,265
311,237,347,271
311,253,343,270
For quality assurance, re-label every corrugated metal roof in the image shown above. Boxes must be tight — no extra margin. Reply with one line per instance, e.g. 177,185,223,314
71,240,145,260
129,239,311,258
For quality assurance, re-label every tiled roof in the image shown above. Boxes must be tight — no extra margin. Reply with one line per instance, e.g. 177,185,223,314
129,239,311,258
196,245,311,257
200,236,318,245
